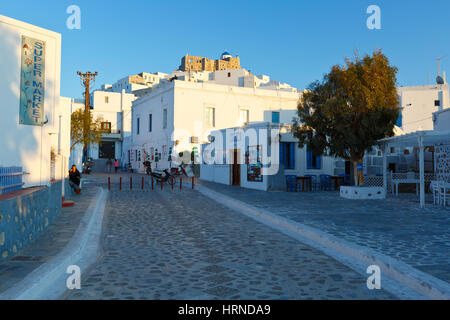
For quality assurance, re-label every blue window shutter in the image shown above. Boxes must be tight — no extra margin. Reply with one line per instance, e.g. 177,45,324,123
396,113,402,128
289,143,295,169
281,142,289,169
272,112,280,123
307,149,312,169
316,155,322,169
280,143,284,168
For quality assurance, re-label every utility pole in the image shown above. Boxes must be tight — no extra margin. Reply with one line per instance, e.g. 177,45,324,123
77,71,98,172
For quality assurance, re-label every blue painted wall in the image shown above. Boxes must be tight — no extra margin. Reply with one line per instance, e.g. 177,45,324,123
0,181,63,262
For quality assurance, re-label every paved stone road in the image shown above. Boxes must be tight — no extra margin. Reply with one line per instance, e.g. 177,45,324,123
199,181,450,284
65,186,394,300
0,184,96,294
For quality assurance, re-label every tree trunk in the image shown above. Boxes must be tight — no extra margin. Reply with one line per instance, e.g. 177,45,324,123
352,160,359,186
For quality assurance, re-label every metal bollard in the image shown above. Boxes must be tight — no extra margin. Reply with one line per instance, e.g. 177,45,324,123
120,177,122,190
130,177,133,190
171,176,174,190
151,177,154,190
142,177,144,190
180,177,182,190
192,177,194,189
108,177,111,190
161,177,163,190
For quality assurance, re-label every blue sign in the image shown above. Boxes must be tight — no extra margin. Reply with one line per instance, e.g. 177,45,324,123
19,36,46,126
357,164,364,171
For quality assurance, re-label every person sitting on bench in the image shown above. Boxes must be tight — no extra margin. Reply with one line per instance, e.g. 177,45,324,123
69,165,81,194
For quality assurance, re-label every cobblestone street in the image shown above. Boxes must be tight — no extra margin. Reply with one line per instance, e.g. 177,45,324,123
65,185,394,300
200,181,450,284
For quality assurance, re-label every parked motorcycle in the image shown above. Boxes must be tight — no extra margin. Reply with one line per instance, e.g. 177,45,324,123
83,158,94,174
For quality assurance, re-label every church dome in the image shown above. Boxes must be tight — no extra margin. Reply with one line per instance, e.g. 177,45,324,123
221,51,232,59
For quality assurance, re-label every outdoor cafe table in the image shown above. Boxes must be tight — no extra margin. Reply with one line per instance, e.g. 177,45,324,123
297,176,312,192
392,178,420,197
330,176,345,190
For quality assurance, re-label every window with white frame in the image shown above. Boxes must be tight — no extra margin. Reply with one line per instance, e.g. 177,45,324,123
239,109,249,126
205,107,215,127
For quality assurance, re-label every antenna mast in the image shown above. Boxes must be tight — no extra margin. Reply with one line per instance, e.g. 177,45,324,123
437,55,447,77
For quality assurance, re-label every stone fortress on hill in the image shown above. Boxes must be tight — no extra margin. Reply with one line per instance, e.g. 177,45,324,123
179,52,241,72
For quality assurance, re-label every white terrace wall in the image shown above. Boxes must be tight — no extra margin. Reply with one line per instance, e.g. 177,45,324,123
433,108,450,131
0,15,62,187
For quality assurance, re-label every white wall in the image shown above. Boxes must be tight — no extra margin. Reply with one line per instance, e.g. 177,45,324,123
199,123,337,191
0,15,61,187
433,108,450,131
69,90,135,164
130,80,300,172
53,97,72,184
398,84,450,133
91,90,135,135
131,82,175,171
280,133,336,177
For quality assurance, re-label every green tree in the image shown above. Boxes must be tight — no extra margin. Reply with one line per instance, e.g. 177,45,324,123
292,50,400,185
70,109,104,151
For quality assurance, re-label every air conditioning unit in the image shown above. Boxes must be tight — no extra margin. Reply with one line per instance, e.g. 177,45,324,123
190,136,199,144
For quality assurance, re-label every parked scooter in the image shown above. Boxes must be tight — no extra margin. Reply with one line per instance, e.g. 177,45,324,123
143,161,172,184
152,169,172,185
83,158,94,174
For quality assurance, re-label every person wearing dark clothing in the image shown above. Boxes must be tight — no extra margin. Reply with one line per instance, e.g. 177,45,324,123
69,165,81,194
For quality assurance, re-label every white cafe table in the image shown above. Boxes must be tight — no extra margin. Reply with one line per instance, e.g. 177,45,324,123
392,178,420,197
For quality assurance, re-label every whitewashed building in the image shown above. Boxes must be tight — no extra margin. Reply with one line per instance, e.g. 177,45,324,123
128,72,301,172
69,90,136,170
200,121,338,191
102,72,170,94
397,77,449,133
0,14,70,187
433,108,450,131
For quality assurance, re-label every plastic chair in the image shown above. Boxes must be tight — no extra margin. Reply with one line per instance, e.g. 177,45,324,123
430,181,440,205
319,174,332,191
439,182,450,208
285,175,298,192
304,174,318,191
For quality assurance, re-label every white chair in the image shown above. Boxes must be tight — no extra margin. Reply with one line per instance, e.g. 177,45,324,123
438,181,450,208
430,181,440,205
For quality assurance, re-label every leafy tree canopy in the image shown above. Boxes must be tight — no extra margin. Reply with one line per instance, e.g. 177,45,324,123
293,50,400,165
70,109,104,151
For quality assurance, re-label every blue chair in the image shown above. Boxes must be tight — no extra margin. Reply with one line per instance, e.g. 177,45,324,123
304,174,319,191
285,175,298,192
341,174,351,186
319,174,332,191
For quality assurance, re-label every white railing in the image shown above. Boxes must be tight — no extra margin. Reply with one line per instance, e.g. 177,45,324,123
391,172,436,182
364,176,384,187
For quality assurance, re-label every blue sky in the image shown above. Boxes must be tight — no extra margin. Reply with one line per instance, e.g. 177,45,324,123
1,0,450,98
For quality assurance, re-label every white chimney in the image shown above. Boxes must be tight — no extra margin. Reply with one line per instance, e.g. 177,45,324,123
443,71,447,84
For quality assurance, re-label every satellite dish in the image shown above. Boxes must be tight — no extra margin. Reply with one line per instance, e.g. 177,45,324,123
437,76,445,84
208,135,215,142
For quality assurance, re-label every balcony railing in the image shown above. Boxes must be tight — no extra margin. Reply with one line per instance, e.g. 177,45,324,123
0,167,24,195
